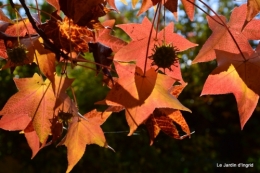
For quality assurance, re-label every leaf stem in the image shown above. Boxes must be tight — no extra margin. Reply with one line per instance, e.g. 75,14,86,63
34,0,41,23
155,3,162,40
143,4,160,77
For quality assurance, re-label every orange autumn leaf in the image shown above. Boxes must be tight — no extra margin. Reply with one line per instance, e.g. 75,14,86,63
146,83,190,145
96,20,127,53
192,4,253,64
97,62,191,135
59,109,112,173
242,18,260,40
4,18,37,37
201,49,260,129
33,38,56,84
0,74,75,143
23,121,47,159
115,17,197,81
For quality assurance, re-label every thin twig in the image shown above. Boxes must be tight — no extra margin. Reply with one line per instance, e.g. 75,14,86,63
155,3,162,40
19,0,72,61
143,4,160,76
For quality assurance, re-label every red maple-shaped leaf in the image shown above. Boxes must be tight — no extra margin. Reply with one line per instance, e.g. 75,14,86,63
58,109,112,173
0,102,45,158
115,17,197,81
4,18,37,36
192,4,253,64
242,18,260,40
0,74,74,143
145,83,190,145
96,20,127,52
201,49,260,129
97,62,191,135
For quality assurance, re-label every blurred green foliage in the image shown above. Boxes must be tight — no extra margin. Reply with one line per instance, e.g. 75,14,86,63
1,1,260,173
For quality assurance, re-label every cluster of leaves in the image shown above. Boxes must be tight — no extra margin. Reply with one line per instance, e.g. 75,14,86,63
0,0,259,172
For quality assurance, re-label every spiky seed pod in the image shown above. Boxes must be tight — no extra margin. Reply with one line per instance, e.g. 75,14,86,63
7,44,28,64
150,43,179,71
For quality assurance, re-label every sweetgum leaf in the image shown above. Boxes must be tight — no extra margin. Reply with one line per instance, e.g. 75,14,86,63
0,74,74,143
115,17,197,81
146,83,190,145
97,62,190,135
0,112,31,131
59,109,111,173
24,121,47,158
242,18,260,39
5,18,36,36
96,20,127,53
201,49,260,129
192,4,253,64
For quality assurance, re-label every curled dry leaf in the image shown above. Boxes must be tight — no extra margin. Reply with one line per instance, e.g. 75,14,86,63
146,108,190,145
